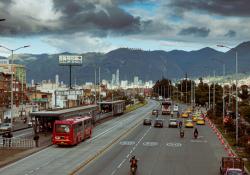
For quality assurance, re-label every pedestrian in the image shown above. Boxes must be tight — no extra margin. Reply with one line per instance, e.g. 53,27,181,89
7,131,13,147
34,134,40,147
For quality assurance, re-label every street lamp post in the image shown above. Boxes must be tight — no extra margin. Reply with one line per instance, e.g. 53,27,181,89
222,64,226,125
213,71,216,116
217,44,238,145
0,45,30,131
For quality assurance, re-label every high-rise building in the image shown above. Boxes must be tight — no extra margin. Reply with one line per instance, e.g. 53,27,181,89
116,69,119,86
55,74,59,85
134,76,139,86
111,74,116,86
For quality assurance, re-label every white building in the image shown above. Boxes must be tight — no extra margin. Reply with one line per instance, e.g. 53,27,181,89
116,69,120,86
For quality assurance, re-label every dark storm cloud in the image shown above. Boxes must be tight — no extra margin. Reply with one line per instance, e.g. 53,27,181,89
0,0,148,37
169,0,250,17
225,30,236,38
178,27,210,37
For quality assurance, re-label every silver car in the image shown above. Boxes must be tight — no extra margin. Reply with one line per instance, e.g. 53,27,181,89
0,123,13,132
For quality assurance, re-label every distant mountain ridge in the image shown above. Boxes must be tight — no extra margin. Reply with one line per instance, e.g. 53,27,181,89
1,41,250,84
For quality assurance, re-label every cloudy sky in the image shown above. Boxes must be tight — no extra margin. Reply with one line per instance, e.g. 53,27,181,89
0,0,250,56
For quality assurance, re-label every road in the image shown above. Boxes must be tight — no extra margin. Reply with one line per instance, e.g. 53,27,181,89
0,100,159,175
76,104,227,175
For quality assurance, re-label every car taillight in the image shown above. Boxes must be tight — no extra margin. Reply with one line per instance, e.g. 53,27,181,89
55,136,60,140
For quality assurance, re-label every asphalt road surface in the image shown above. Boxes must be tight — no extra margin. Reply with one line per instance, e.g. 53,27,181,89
0,100,159,175
77,105,227,175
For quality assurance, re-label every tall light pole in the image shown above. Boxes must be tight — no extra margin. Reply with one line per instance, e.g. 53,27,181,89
217,44,238,145
213,71,216,116
208,74,211,109
222,64,226,125
0,45,30,131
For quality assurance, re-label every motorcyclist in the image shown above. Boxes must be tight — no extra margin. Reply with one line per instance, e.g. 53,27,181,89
194,128,198,138
130,155,138,169
179,120,183,128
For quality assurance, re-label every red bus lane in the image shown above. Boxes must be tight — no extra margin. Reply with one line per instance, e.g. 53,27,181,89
52,116,92,146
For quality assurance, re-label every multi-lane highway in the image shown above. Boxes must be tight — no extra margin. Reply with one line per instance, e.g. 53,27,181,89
77,104,227,175
0,100,228,175
0,100,159,175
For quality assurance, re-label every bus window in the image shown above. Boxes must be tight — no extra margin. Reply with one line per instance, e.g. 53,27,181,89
55,124,70,133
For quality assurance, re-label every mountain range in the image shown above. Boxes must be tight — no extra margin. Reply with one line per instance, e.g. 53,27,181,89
1,41,250,84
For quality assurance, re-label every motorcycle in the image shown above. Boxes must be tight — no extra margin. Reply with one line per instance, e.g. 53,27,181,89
130,166,137,175
194,132,198,139
180,130,184,138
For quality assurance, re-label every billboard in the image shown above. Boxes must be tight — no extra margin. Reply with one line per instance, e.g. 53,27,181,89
56,89,83,96
59,55,83,66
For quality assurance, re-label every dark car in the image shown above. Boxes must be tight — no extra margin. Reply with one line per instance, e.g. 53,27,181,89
143,119,152,126
152,109,159,115
154,119,164,128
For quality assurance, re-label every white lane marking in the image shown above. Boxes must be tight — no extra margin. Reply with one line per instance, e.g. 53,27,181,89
119,141,135,146
142,142,159,147
87,122,123,143
166,143,182,147
114,126,152,172
117,159,126,168
111,170,116,175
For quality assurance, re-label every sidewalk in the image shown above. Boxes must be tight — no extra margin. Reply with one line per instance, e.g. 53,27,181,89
0,133,52,168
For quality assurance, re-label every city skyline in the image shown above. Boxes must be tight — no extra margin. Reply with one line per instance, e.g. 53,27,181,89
1,0,250,56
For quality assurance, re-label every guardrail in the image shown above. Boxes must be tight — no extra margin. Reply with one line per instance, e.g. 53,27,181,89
0,138,35,149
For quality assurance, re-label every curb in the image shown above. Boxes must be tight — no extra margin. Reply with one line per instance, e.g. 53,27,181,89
69,112,150,175
205,117,250,175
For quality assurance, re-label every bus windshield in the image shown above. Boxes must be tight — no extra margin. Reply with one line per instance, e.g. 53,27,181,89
55,124,71,133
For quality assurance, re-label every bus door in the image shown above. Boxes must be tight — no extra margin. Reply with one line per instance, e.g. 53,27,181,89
84,119,92,138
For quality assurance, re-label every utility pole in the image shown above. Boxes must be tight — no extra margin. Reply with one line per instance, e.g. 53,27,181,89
185,73,188,104
235,51,239,145
213,71,216,116
194,81,196,106
222,64,225,125
98,67,101,107
208,74,211,109
94,69,97,104
191,79,193,106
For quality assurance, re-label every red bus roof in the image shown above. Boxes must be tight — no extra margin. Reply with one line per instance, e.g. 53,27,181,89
54,116,92,125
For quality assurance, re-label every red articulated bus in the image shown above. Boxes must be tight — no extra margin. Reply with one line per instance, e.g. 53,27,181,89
52,116,92,146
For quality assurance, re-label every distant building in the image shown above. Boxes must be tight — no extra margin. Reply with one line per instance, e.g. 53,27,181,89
134,76,139,86
121,80,128,88
116,69,120,86
55,74,59,85
111,74,116,86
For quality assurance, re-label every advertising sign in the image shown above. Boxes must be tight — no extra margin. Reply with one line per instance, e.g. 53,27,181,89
56,89,83,96
59,55,83,66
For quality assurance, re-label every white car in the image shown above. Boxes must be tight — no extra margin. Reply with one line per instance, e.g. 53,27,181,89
0,123,13,132
173,105,179,112
169,119,178,128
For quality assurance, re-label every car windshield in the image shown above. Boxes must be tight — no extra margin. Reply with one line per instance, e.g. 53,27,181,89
170,119,177,122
